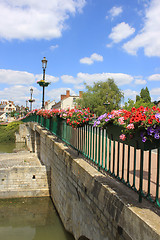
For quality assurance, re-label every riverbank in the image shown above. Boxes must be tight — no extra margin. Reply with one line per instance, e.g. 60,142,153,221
0,121,22,143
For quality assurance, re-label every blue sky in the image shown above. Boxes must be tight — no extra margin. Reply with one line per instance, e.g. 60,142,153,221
0,0,160,109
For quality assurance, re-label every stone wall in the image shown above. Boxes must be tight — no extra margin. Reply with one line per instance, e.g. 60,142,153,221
0,165,50,198
0,151,50,198
22,123,160,240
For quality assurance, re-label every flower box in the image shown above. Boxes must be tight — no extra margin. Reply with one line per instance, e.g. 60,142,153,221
106,124,160,151
37,81,50,87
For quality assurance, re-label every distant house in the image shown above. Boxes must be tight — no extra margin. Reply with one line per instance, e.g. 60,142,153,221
51,90,83,110
45,100,56,110
0,101,16,121
0,101,16,113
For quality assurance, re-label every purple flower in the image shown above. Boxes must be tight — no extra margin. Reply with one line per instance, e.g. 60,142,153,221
105,118,110,123
98,113,107,120
147,127,154,135
155,113,160,119
142,137,147,142
108,114,112,119
154,133,159,139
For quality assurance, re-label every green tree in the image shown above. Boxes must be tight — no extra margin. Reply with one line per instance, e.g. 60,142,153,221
76,79,124,116
123,99,135,111
136,87,151,103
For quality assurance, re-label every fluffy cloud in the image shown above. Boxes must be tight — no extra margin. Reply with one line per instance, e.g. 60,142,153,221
150,88,160,95
123,0,160,56
0,69,59,85
0,0,86,40
0,85,40,105
108,22,135,44
35,74,59,83
134,79,147,84
123,89,138,100
108,6,123,19
80,53,103,65
148,74,160,81
61,72,133,86
0,69,35,85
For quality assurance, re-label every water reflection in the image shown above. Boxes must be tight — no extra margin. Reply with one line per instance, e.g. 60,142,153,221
0,197,74,240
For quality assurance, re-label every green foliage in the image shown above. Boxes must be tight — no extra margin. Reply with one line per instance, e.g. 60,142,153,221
136,87,151,103
124,98,154,111
124,87,153,111
76,79,124,116
123,99,135,111
0,121,22,143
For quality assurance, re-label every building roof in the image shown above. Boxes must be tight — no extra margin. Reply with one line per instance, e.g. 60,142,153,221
0,105,6,109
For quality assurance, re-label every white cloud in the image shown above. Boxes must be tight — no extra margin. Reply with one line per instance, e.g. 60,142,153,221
108,6,123,19
61,75,75,83
108,22,135,44
0,69,59,85
0,0,86,40
0,85,40,105
123,0,160,56
148,74,160,81
123,89,138,100
0,69,35,85
134,79,147,84
74,84,85,90
150,88,160,95
80,57,93,65
35,74,59,83
80,53,103,65
61,72,133,86
50,44,59,51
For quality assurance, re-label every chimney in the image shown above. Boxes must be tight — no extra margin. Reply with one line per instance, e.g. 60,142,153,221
61,95,66,100
79,91,83,98
66,90,70,97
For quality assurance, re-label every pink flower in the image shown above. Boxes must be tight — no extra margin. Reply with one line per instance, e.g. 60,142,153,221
119,134,126,141
126,123,134,130
118,117,125,125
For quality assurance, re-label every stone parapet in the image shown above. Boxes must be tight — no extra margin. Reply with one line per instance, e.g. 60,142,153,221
21,123,160,240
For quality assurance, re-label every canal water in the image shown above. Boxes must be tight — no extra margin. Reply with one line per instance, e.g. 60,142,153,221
0,197,74,240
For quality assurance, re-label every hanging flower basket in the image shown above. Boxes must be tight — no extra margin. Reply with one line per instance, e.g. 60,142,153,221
106,123,160,151
94,106,160,151
37,80,50,87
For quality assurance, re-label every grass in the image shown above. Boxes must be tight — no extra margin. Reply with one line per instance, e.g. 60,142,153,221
0,121,22,143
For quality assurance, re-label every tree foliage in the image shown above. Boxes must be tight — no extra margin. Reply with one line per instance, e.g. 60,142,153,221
137,87,151,103
124,87,153,111
76,79,124,116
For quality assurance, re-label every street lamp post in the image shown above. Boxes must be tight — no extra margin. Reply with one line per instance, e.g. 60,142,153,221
103,93,110,112
30,88,33,111
41,57,48,109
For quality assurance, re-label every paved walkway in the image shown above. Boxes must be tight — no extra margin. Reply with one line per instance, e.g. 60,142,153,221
0,151,42,168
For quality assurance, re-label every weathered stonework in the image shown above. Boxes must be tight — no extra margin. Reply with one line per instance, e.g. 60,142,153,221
0,152,50,198
18,123,160,240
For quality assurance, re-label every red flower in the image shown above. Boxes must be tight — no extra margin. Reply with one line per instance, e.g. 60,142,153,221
152,106,157,111
140,115,146,121
151,115,155,120
134,117,140,122
130,117,135,123
139,106,144,112
131,107,136,112
148,119,153,124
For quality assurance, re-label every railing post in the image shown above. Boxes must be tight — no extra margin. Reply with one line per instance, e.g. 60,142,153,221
139,149,144,203
156,148,160,207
